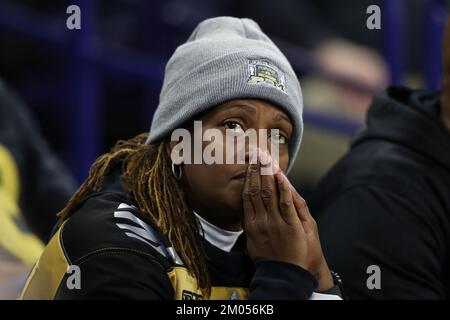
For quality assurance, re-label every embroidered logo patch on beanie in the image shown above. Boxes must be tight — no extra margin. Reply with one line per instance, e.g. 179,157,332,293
247,59,286,94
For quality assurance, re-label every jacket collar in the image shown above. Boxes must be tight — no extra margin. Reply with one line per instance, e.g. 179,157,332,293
193,211,243,253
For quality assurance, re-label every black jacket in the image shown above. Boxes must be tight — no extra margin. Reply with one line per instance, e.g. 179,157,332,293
311,86,450,299
0,80,75,243
20,168,338,300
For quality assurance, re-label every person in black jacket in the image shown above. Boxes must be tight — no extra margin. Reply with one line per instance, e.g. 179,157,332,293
0,80,76,264
311,15,450,299
20,17,343,300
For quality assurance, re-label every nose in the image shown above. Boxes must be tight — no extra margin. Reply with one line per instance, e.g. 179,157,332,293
232,129,279,168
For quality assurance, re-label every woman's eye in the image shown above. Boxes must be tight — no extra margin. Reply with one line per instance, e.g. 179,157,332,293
270,133,287,144
224,121,244,133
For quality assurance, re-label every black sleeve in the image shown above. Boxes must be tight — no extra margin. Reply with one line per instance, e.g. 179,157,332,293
55,252,174,300
317,186,448,299
249,260,318,300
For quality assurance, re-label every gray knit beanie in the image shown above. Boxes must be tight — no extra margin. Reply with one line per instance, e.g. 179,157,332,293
147,16,303,173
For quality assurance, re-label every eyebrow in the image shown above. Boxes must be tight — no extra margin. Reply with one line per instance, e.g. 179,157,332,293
228,104,257,114
272,113,291,123
227,103,291,125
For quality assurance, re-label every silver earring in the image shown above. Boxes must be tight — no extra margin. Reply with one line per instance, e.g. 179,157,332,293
171,162,183,180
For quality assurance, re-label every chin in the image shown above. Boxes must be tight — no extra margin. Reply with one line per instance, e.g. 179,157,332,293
226,191,244,211
229,202,244,215
215,196,243,218
226,200,244,222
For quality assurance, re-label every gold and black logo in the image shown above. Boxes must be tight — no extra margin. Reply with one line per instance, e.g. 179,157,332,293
182,290,203,300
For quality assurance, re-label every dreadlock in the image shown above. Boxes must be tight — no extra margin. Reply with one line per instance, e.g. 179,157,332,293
57,133,211,296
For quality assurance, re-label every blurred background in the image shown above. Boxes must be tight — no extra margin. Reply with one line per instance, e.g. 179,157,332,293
0,0,449,299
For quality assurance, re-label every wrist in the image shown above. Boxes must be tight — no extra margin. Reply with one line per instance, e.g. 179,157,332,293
314,260,334,292
320,270,345,299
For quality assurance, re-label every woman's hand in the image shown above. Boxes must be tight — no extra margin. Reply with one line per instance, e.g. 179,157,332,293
282,172,334,292
242,150,334,292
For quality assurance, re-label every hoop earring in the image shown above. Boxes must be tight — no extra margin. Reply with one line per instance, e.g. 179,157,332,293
171,162,183,180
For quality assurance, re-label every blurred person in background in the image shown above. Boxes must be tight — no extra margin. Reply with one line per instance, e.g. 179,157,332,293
311,14,450,299
0,80,76,297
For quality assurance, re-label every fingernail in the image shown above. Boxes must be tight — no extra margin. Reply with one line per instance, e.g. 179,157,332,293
275,171,283,184
249,146,258,163
258,150,269,165
272,158,280,174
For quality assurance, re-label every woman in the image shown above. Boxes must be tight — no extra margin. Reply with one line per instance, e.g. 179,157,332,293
20,17,343,300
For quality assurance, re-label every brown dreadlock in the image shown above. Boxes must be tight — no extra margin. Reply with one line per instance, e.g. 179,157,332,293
57,133,211,296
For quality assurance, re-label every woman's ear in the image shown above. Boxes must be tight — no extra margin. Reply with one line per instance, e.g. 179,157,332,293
166,139,184,164
166,139,175,157
166,139,177,160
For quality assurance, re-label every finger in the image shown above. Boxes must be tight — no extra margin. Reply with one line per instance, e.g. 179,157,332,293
293,194,315,234
281,172,310,222
259,151,282,223
290,187,308,221
248,157,268,228
280,172,315,234
242,163,256,229
275,171,301,228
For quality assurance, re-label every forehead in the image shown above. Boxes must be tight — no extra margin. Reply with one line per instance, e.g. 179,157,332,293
212,99,290,117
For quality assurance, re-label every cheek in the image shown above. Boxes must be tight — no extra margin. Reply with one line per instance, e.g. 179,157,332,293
184,165,209,187
273,146,290,172
183,164,243,209
183,164,226,193
268,145,289,171
202,133,243,164
279,154,289,171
